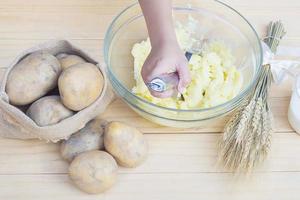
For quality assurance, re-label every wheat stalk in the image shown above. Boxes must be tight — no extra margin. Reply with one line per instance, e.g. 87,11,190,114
219,21,286,172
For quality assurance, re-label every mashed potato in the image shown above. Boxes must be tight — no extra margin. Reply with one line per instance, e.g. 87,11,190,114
131,21,242,110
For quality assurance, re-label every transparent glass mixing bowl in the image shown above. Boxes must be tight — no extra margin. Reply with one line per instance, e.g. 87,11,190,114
104,1,262,128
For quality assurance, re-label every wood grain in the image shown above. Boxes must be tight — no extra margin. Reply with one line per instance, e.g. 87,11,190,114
0,133,300,175
0,0,299,199
1,173,300,200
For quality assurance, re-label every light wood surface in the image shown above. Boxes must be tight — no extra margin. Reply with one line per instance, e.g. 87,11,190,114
0,0,300,199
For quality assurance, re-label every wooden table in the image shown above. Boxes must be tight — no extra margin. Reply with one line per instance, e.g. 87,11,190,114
0,0,300,199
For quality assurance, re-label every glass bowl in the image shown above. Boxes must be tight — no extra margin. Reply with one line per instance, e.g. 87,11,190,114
104,0,262,128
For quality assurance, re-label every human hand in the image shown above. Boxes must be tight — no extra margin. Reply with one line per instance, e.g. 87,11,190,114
141,41,191,98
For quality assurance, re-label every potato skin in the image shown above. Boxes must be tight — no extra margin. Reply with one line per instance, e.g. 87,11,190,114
60,119,106,162
69,150,118,194
56,53,86,70
26,96,73,127
104,122,148,168
58,63,104,111
6,52,61,106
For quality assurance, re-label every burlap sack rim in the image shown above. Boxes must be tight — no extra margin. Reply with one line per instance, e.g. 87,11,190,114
0,40,115,142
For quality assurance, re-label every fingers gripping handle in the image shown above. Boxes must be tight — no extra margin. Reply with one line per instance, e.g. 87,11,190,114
146,51,192,93
147,72,179,93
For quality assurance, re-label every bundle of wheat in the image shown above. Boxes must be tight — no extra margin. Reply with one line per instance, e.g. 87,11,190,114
219,21,286,172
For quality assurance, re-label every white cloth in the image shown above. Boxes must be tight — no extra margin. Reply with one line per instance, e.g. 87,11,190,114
262,42,300,86
264,42,300,134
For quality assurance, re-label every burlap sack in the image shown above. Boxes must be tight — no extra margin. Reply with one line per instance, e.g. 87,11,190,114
0,40,115,142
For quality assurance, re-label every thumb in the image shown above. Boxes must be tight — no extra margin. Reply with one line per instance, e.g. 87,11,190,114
177,63,191,93
141,59,170,84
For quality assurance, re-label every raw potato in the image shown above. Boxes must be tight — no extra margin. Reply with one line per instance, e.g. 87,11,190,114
69,150,118,194
104,122,148,168
26,96,73,127
56,53,86,70
6,52,61,106
60,119,106,162
58,63,104,111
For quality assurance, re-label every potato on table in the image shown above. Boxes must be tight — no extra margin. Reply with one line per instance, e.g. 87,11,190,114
26,95,73,127
104,122,148,168
69,150,118,194
56,53,86,70
60,119,106,162
58,63,104,111
6,52,61,106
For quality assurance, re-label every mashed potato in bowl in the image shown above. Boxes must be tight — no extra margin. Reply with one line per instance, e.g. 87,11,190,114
131,20,243,110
